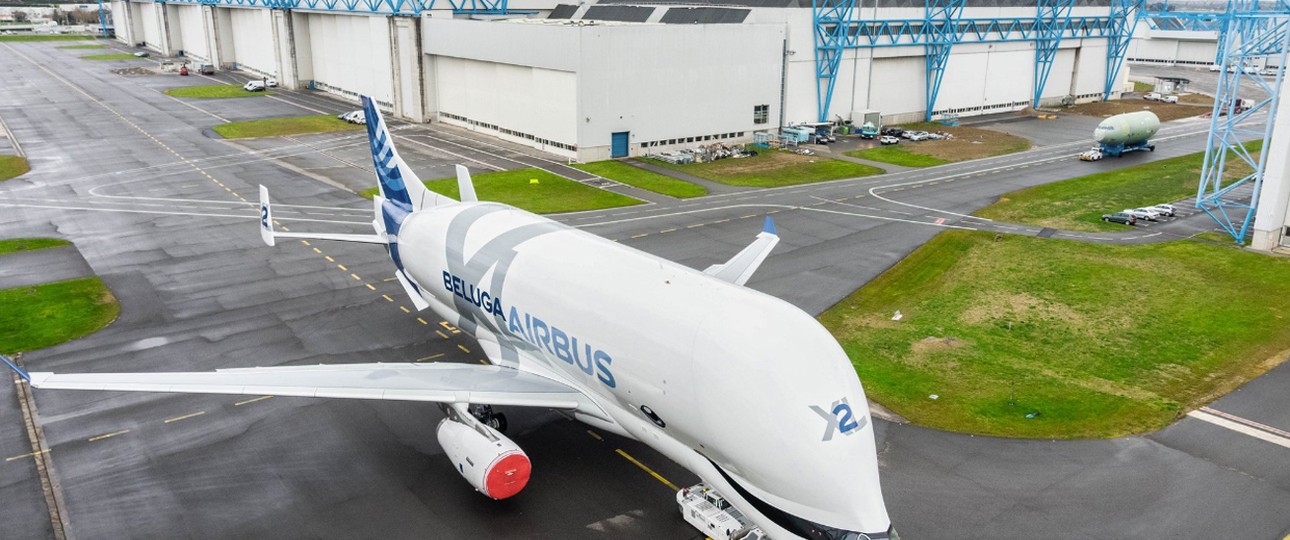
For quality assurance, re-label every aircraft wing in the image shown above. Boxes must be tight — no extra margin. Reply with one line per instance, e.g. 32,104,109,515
18,362,587,409
704,217,780,286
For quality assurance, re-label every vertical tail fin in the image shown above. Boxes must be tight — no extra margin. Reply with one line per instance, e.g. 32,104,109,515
361,96,445,210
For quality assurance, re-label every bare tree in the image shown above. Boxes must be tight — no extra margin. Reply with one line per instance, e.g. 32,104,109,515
13,10,29,23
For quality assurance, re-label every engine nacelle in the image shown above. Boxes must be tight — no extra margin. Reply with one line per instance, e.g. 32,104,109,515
436,417,531,499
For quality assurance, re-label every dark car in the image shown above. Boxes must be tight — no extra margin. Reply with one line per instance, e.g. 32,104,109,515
1101,212,1137,225
882,127,905,138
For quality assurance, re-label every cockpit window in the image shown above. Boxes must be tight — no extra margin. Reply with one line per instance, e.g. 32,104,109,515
704,456,894,540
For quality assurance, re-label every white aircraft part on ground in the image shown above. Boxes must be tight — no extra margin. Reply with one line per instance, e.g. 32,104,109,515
4,96,895,539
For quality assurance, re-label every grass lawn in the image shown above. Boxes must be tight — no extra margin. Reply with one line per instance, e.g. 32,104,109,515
975,142,1262,232
165,85,272,99
0,238,70,255
1065,99,1211,122
0,35,94,42
646,149,883,188
359,168,642,214
848,123,1029,167
0,277,119,355
1133,81,1155,93
58,44,106,49
0,156,30,181
213,115,361,139
845,146,949,168
572,161,706,198
81,53,140,60
820,230,1290,439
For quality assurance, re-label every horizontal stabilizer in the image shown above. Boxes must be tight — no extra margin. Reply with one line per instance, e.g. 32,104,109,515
259,185,385,245
25,363,587,409
703,217,780,286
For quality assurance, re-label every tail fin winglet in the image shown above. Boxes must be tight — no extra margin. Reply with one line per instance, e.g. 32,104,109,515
456,165,478,202
259,185,276,247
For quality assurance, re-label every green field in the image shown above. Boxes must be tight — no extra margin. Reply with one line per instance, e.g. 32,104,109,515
359,168,642,214
646,150,883,188
165,84,272,99
571,161,706,198
820,230,1290,439
0,277,120,355
213,115,361,139
1133,81,1155,93
0,156,30,182
976,142,1263,232
0,35,94,42
80,53,139,60
0,238,70,255
58,44,107,49
845,145,949,167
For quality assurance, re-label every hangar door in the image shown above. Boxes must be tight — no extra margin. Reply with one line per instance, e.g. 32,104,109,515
611,132,629,158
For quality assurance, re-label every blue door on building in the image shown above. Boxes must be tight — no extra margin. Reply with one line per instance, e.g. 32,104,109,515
611,132,629,158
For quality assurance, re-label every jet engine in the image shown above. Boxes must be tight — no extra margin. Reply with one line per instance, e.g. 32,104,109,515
436,414,531,500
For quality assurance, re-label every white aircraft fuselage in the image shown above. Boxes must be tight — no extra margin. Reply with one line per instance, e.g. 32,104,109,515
399,201,893,539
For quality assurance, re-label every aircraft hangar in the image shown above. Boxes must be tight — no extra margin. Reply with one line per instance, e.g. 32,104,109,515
108,0,1137,162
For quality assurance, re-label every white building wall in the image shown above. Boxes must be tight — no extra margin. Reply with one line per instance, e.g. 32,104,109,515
1127,27,1219,66
1251,89,1290,250
304,13,393,105
173,4,208,62
435,57,578,149
577,23,784,159
226,7,275,76
137,1,162,50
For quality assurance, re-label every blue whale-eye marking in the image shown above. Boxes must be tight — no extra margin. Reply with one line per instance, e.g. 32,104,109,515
1,354,30,382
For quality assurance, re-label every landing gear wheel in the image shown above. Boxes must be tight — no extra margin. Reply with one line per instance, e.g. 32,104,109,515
487,413,508,434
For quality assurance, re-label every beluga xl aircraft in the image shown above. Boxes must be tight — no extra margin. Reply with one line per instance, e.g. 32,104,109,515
3,96,895,539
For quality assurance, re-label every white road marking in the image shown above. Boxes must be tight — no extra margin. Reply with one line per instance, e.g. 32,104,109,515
1187,408,1290,450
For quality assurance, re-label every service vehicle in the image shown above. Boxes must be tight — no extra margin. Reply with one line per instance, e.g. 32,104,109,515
265,78,279,88
678,484,768,540
1150,204,1177,216
1144,92,1162,101
133,51,149,58
1102,212,1137,225
1161,95,1179,104
243,80,267,92
337,110,366,125
879,135,900,145
858,122,880,139
198,64,215,75
1079,147,1103,161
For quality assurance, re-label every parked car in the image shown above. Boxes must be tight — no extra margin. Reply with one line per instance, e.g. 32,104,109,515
882,127,905,138
1144,92,1162,101
1161,95,1179,104
265,78,279,88
337,110,366,125
134,51,150,58
1102,212,1137,225
1150,204,1177,216
243,80,267,92
1209,64,1223,72
1124,208,1161,221
198,64,215,75
879,135,899,145
906,130,929,141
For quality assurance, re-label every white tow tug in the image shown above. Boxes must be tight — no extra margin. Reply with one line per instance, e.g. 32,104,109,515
678,483,768,540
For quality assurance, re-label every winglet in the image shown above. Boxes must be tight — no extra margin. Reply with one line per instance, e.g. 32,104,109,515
1,354,31,383
456,165,478,203
763,216,777,236
703,219,781,286
259,185,275,247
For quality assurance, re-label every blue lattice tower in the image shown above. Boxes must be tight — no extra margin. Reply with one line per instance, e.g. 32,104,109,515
1196,1,1290,242
812,0,857,122
924,0,965,121
1103,0,1142,99
1032,0,1075,108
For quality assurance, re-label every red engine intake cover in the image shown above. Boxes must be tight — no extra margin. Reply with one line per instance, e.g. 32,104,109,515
484,452,531,500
